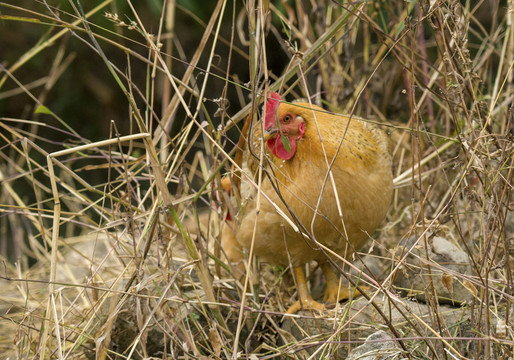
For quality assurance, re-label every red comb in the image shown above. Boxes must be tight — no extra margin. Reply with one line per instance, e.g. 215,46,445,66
264,92,281,129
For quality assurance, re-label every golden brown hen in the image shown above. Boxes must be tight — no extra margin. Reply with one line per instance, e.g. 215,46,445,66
222,92,392,314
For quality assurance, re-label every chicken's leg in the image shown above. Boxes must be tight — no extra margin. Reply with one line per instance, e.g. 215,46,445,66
221,221,245,279
286,266,326,314
322,262,366,306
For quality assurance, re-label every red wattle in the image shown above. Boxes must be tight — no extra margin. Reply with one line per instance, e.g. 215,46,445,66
267,135,297,160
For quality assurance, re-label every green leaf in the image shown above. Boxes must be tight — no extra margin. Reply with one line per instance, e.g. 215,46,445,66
34,104,53,115
279,16,291,40
274,107,291,153
280,135,291,153
396,20,405,37
0,15,41,24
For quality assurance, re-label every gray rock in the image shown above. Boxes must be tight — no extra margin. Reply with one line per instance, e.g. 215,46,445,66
393,236,474,305
281,296,470,359
347,330,403,360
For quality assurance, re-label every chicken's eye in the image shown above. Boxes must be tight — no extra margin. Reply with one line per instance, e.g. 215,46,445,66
283,114,292,123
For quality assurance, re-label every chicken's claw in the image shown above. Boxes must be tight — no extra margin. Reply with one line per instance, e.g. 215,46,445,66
287,266,328,314
286,297,325,314
323,285,369,306
322,262,368,306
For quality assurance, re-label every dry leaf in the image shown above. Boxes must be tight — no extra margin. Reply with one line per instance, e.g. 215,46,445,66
462,279,478,297
209,327,221,357
441,273,453,297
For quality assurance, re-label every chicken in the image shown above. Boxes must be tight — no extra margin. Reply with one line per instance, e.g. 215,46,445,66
221,92,393,314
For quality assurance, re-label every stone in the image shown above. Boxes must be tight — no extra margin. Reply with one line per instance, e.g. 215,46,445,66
281,296,470,359
347,330,403,360
393,236,474,305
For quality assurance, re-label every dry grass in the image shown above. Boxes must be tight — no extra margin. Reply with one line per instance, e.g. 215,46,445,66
0,0,512,359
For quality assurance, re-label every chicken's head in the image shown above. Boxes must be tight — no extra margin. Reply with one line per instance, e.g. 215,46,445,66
264,92,306,160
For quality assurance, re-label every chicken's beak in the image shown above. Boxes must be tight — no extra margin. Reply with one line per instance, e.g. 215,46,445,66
263,128,278,141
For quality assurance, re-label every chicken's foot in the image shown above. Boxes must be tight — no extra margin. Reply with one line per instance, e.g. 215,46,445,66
286,266,326,314
322,262,368,306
